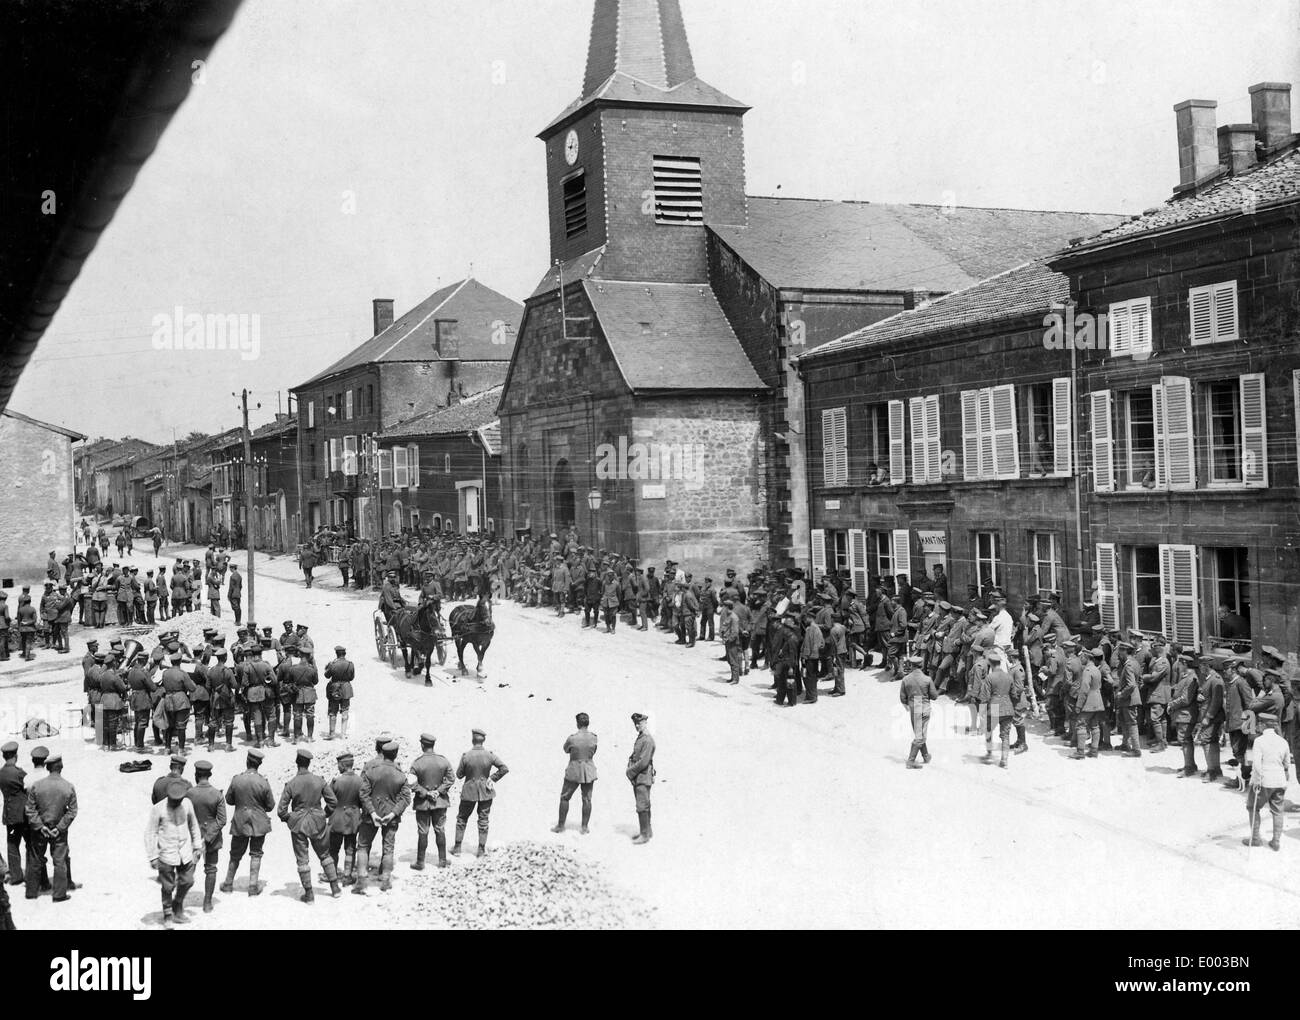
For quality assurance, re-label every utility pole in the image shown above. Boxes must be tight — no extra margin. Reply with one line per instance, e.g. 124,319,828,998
240,389,257,623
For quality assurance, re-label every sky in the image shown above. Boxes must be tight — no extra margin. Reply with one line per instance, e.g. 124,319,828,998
14,0,1300,444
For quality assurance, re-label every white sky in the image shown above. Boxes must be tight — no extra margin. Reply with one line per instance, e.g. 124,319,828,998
15,0,1300,443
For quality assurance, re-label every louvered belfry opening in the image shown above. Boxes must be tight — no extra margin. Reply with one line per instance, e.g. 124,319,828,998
563,171,588,238
652,155,704,224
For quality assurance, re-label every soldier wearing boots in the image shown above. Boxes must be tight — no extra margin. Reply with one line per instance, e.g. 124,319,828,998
327,751,363,885
453,730,508,857
144,778,202,929
323,646,354,741
627,713,655,844
1195,656,1227,783
242,646,274,748
983,651,1020,768
127,651,155,753
221,749,274,896
1170,652,1200,778
1,742,26,886
1244,713,1291,850
184,761,226,913
900,655,937,769
207,651,237,753
277,749,341,902
553,714,597,832
1114,643,1142,757
354,741,411,894
286,649,319,743
1142,637,1171,752
410,734,454,869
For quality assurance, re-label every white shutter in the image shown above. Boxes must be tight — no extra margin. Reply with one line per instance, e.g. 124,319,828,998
1090,390,1114,492
1152,382,1166,487
1293,370,1300,482
891,529,911,585
909,397,926,484
393,446,409,489
977,388,994,479
990,384,1019,478
820,409,846,486
342,435,357,476
327,438,338,473
848,528,867,596
1239,373,1267,487
821,409,836,486
961,390,979,480
1189,286,1214,345
378,449,392,489
1095,543,1119,630
888,400,905,484
924,394,942,481
1130,299,1152,357
408,444,420,489
833,409,847,486
1051,377,1072,475
1162,376,1195,489
345,390,354,420
810,529,827,582
1159,544,1200,649
1109,302,1132,357
1213,282,1238,341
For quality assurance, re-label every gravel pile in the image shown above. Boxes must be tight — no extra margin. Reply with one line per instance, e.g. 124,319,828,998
139,611,240,655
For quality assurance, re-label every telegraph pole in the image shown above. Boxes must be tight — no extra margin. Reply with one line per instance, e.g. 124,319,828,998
241,389,256,623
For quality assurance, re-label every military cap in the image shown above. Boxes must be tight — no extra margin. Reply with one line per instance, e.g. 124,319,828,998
1201,655,1228,670
336,751,355,763
1062,637,1078,648
169,653,183,664
92,652,106,662
1127,628,1145,639
296,624,308,632
938,600,952,611
1090,624,1104,633
246,748,266,763
170,753,187,767
470,727,486,739
0,742,17,755
1043,631,1058,642
261,627,273,635
236,627,248,636
971,610,987,621
1088,647,1106,658
1260,646,1285,662
1117,641,1134,652
911,587,925,596
984,648,1000,661
375,732,393,747
334,645,346,655
1177,652,1195,663
1241,667,1263,684
631,712,648,723
419,732,437,745
45,753,62,766
296,749,313,763
1264,668,1283,680
381,740,400,753
193,760,214,773
906,654,924,665
722,598,735,608
214,650,228,660
1027,613,1041,623
43,580,53,588
202,627,217,638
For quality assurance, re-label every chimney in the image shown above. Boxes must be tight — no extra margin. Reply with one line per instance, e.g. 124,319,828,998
1174,99,1218,187
372,298,394,336
1249,82,1293,150
1218,122,1258,174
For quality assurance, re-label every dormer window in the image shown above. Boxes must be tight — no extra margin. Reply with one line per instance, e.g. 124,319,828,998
653,155,703,224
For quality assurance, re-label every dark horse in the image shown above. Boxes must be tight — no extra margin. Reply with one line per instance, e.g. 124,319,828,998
391,601,446,685
448,592,494,678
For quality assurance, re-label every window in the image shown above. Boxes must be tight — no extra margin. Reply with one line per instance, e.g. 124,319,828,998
961,385,1018,479
974,531,1001,593
1122,389,1157,488
1128,545,1163,634
862,404,890,485
432,514,442,532
307,401,315,429
328,438,340,474
825,530,849,576
562,171,587,238
367,385,375,415
308,442,318,480
1210,547,1250,639
652,155,703,224
1189,281,1238,345
393,446,410,488
873,532,893,584
1108,297,1152,358
444,517,454,534
405,445,419,488
342,435,358,476
445,453,452,475
908,395,941,483
410,509,420,531
1205,381,1241,484
821,407,848,486
345,390,353,421
377,449,392,489
487,517,496,536
1032,532,1061,594
1025,383,1054,476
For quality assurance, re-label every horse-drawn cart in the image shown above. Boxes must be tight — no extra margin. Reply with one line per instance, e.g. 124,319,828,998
373,611,402,668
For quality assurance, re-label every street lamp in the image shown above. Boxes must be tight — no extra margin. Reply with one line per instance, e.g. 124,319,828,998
587,488,602,512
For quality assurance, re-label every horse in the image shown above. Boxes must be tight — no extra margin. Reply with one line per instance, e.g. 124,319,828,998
448,593,494,678
391,601,446,685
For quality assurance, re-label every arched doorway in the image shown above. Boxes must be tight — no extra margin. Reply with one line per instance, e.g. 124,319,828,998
553,458,576,532
391,499,403,535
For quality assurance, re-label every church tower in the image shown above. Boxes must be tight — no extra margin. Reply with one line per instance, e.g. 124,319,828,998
537,0,750,284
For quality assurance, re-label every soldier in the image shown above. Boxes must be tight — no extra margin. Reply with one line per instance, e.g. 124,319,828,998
323,646,354,741
220,748,275,896
1224,661,1256,785
900,654,938,769
1169,651,1200,778
1114,642,1142,757
227,564,242,625
152,755,191,804
719,599,743,685
144,777,203,929
272,619,298,666
410,733,455,868
1195,655,1228,783
98,651,127,751
24,753,77,902
243,645,274,748
552,714,597,834
207,650,237,752
354,740,411,893
0,591,9,663
327,751,363,885
1245,713,1291,850
286,648,319,743
771,609,802,707
1,742,26,884
626,713,655,844
983,651,1023,768
295,623,315,666
1072,647,1107,760
277,749,342,902
1142,636,1171,753
184,761,226,913
159,652,197,755
452,729,508,857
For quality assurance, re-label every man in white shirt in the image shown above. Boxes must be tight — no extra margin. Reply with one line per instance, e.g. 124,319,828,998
144,779,203,928
1246,713,1292,851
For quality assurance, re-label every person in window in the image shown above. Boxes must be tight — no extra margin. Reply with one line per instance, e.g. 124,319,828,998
865,462,880,487
1217,604,1250,640
1028,427,1052,477
1134,451,1156,489
869,463,888,485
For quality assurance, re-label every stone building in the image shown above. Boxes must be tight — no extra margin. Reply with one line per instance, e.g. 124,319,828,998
0,409,84,586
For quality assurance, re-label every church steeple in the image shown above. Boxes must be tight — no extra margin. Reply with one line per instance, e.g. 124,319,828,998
582,0,696,98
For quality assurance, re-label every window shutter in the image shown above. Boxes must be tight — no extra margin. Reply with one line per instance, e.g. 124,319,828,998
345,390,353,420
1161,376,1195,489
1239,372,1267,487
810,529,826,582
834,409,848,487
1151,382,1166,486
1213,282,1238,341
891,529,911,584
961,390,979,480
408,444,420,489
342,436,357,476
1051,377,1072,475
1130,299,1152,357
1189,286,1214,345
1294,370,1300,482
393,446,409,489
977,388,994,479
909,397,926,484
1095,543,1119,630
924,394,942,481
378,449,392,489
1159,544,1200,649
1109,303,1131,358
990,384,1019,478
848,528,867,596
822,409,835,486
888,400,905,484
1090,390,1114,492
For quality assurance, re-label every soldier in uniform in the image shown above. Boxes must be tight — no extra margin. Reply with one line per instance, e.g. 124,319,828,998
552,713,597,833
284,647,319,743
0,591,10,663
1142,636,1171,753
227,564,242,625
627,713,655,844
719,599,743,685
127,649,155,753
1195,655,1227,783
323,646,354,741
159,652,197,755
152,755,191,804
452,729,508,857
355,740,411,893
900,654,938,769
410,733,455,868
1245,712,1291,850
327,751,363,885
1,742,27,884
243,645,274,748
983,650,1021,768
1114,642,1143,757
277,749,342,902
98,650,127,751
184,761,227,913
207,649,237,752
24,753,77,902
1072,647,1107,759
1169,651,1200,778
220,748,275,896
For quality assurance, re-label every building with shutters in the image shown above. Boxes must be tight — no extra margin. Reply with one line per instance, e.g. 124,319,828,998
799,257,1090,617
1050,82,1300,659
291,281,521,541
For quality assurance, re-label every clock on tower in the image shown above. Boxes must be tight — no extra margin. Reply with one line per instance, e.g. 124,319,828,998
564,129,579,166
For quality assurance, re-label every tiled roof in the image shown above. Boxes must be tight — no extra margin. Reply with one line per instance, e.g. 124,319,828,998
584,280,763,391
800,258,1066,362
251,417,296,441
476,421,501,456
379,385,503,441
530,247,607,299
711,197,1125,293
1065,148,1300,249
1,408,86,441
299,279,522,387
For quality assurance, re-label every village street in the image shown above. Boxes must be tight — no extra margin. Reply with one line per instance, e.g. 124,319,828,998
1,541,1297,931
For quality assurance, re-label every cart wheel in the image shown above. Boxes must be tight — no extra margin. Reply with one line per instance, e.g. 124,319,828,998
387,635,401,668
373,617,386,659
436,641,447,667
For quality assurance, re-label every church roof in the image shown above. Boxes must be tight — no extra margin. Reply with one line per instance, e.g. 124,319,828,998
583,280,763,391
712,197,1125,293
